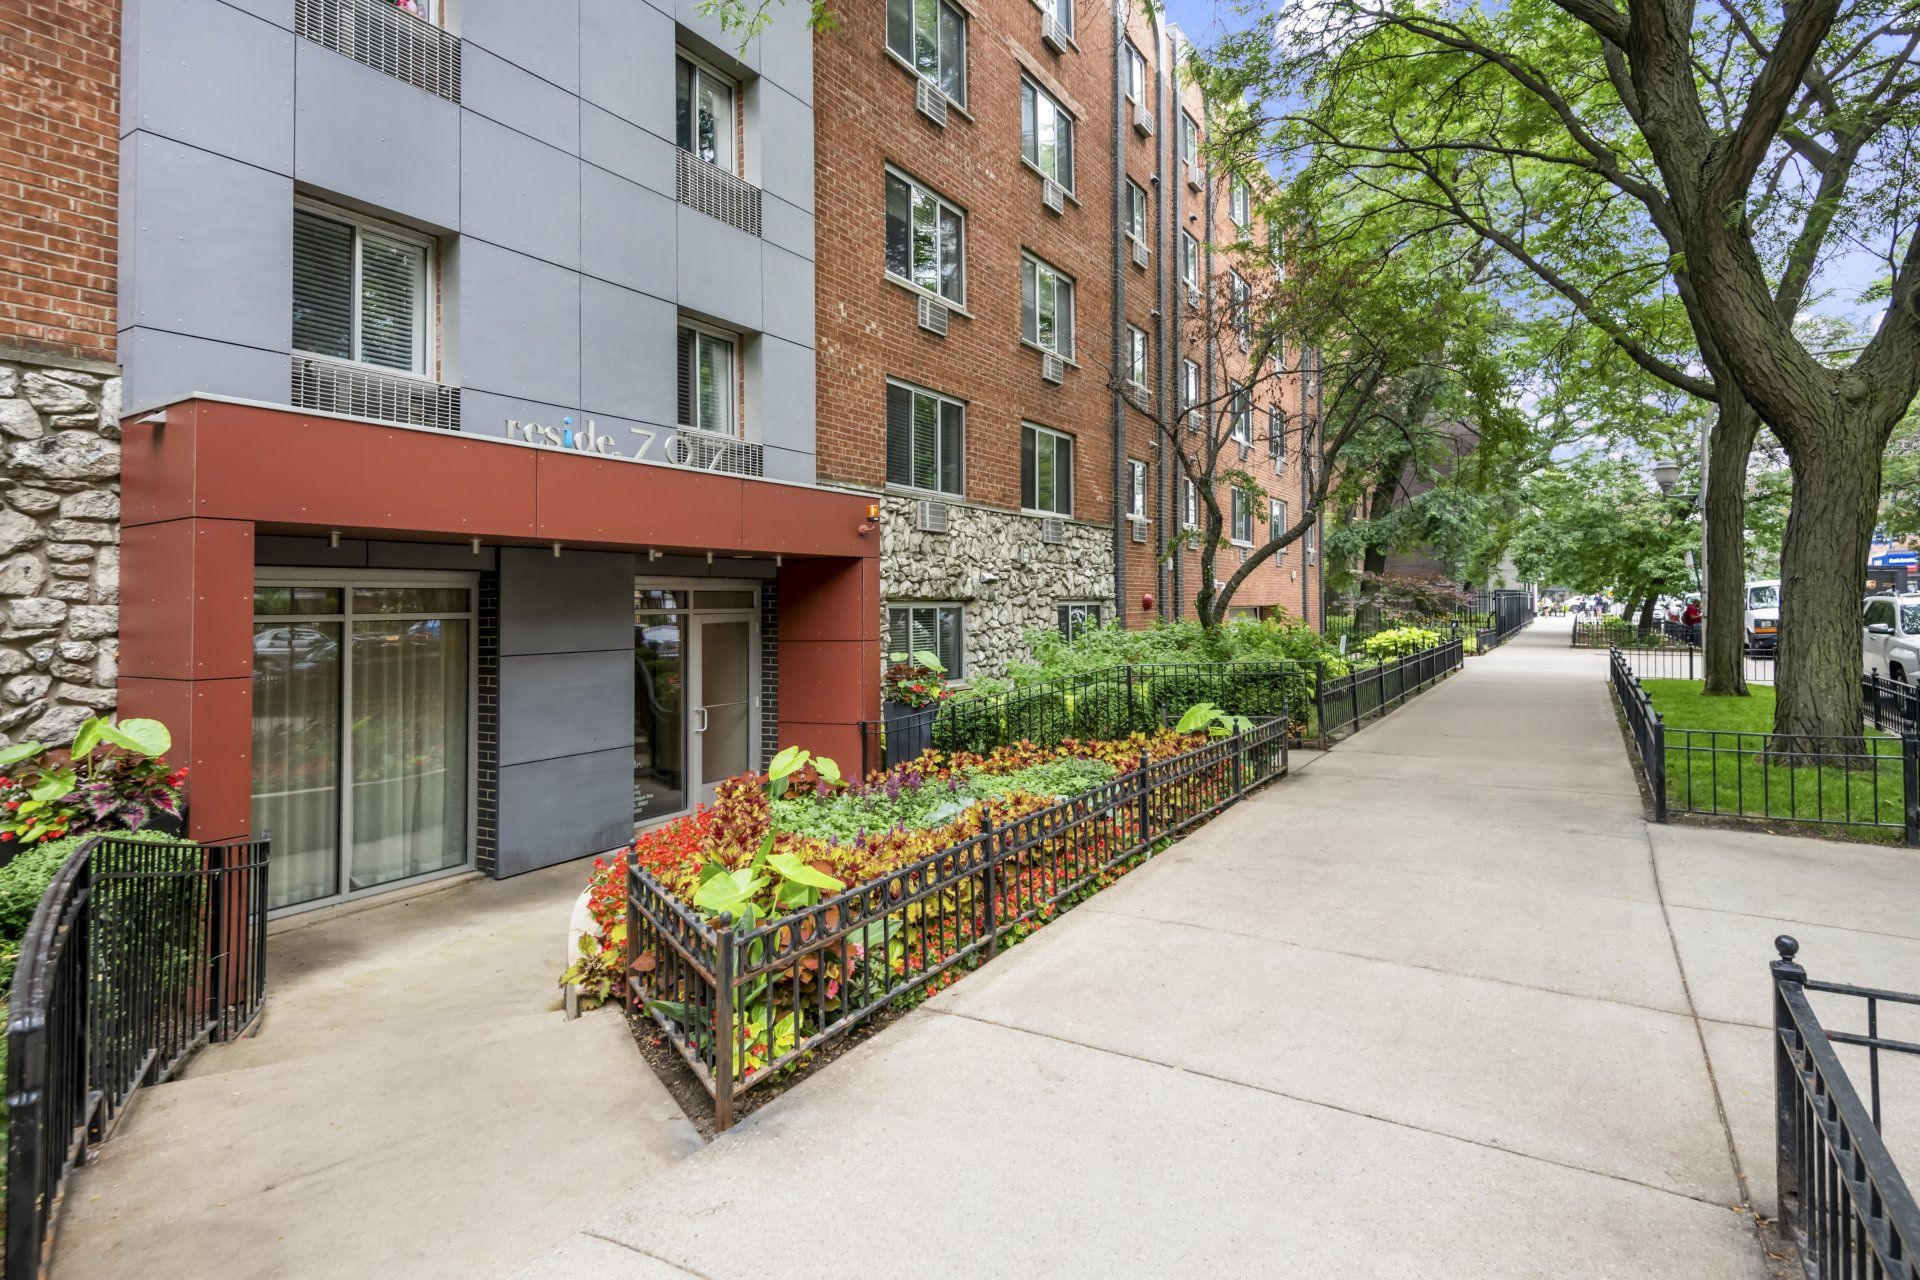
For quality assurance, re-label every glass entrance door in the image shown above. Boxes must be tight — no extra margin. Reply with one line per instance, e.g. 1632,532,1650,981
691,614,756,805
252,577,474,912
634,584,760,823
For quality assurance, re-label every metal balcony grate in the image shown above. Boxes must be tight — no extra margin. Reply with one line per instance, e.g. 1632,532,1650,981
671,425,764,478
677,150,763,238
294,0,461,103
292,356,461,431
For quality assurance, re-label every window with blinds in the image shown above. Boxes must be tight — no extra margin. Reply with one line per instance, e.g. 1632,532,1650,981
1021,423,1073,516
885,380,963,495
676,323,737,436
292,204,431,375
887,604,962,677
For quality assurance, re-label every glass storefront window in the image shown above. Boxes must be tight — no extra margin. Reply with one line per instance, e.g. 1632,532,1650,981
634,607,686,822
352,586,472,614
254,586,343,616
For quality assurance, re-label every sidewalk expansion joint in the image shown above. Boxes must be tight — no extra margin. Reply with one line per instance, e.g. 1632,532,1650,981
928,1005,1747,1214
581,1232,716,1279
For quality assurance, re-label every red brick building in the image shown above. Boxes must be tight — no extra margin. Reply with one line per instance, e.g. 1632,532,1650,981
815,1,1323,680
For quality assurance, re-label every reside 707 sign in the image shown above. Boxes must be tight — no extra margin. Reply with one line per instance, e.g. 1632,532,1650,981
503,416,745,471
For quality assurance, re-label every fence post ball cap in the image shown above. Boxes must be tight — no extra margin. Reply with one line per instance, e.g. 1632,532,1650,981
1776,935,1800,961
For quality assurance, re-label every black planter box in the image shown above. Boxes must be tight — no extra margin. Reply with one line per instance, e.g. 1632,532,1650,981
882,700,938,767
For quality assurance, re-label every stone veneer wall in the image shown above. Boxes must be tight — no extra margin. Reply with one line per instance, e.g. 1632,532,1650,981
880,495,1114,680
0,352,121,746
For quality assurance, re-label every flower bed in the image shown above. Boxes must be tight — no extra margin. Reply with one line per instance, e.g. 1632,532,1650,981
594,718,1290,1128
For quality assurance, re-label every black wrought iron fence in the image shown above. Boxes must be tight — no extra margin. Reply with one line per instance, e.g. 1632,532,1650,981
1610,646,1919,844
1771,937,1920,1279
862,661,1307,774
1313,637,1464,745
1573,619,1695,649
1865,673,1920,736
6,833,270,1279
1613,645,1777,686
631,719,1290,1129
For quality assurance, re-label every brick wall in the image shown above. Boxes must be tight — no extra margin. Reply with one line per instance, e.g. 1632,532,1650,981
0,0,118,364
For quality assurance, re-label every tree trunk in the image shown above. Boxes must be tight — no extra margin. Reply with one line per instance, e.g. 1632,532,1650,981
1702,393,1760,695
1638,594,1657,631
1772,424,1880,750
1361,480,1393,577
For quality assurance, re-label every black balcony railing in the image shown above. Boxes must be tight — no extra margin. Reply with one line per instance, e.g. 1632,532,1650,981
6,834,270,1280
1772,937,1920,1278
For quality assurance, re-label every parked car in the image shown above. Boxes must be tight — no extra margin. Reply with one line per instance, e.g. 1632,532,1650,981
1862,595,1920,684
1745,580,1780,652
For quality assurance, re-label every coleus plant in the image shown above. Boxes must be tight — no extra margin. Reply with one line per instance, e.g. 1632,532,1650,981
0,715,180,847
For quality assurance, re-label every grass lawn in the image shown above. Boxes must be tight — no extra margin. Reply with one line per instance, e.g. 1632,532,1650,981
1641,679,1906,838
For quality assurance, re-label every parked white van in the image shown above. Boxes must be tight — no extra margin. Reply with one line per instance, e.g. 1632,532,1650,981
1745,580,1780,652
1863,595,1920,685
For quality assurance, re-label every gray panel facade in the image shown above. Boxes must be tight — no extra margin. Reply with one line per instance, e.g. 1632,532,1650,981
119,0,818,484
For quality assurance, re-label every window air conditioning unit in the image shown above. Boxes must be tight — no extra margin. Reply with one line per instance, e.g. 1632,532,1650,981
1185,285,1200,310
1131,237,1150,269
1040,13,1068,51
1126,383,1150,412
1130,519,1149,544
1133,102,1153,137
1040,517,1067,545
1239,331,1251,353
915,77,948,128
1042,178,1066,214
917,294,949,336
914,498,951,533
1040,352,1066,384
1186,162,1202,191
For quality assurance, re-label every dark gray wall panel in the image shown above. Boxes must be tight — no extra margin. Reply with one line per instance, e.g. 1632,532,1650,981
499,546,634,655
498,649,633,765
295,43,461,230
494,746,633,876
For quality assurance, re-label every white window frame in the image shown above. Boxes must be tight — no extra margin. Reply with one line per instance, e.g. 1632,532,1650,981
1180,231,1200,290
887,602,965,679
1181,477,1198,529
677,319,740,437
1020,78,1075,192
293,197,435,378
1229,175,1250,227
1022,421,1075,517
1230,488,1253,545
886,0,968,106
1127,458,1147,521
676,51,741,176
1021,254,1075,359
1307,519,1317,563
1038,0,1074,38
1271,498,1288,553
1126,325,1148,387
1125,179,1148,242
1229,382,1251,443
1180,112,1199,166
1230,271,1251,341
1269,404,1287,463
1180,358,1201,417
885,166,968,307
1125,42,1147,103
885,377,966,497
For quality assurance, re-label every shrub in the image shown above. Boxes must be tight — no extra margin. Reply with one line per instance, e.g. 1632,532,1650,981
0,829,194,994
1360,626,1444,662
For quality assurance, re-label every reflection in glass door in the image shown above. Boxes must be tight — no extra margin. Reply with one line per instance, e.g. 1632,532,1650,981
252,577,475,912
693,615,754,805
633,589,686,823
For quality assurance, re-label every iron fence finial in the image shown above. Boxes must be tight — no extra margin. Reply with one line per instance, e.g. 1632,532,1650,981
1776,934,1800,962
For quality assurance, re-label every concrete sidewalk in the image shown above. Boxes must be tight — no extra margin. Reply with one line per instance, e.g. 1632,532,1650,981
49,861,702,1280
525,619,1920,1279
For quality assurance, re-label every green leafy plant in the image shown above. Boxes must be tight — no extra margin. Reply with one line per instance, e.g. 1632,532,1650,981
560,920,627,1011
883,651,950,708
1359,626,1444,662
1175,702,1255,739
0,716,182,848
